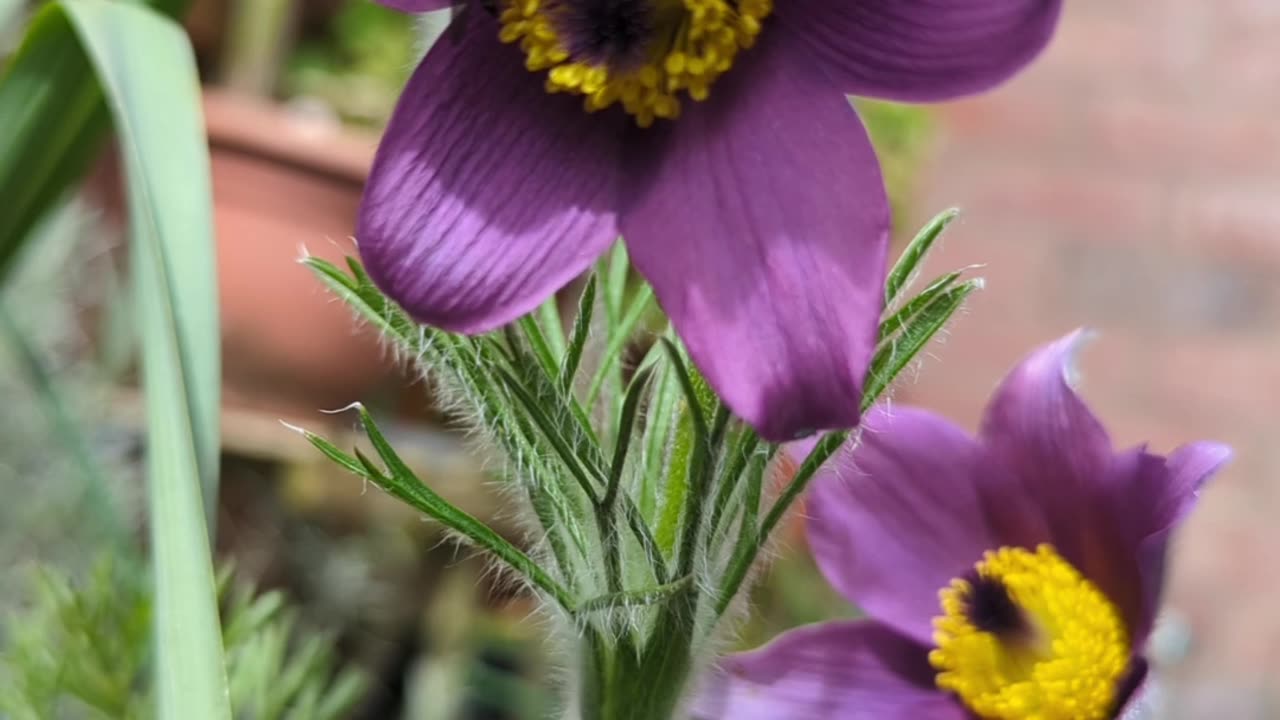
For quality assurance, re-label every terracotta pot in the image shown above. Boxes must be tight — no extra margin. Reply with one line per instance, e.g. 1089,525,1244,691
87,89,421,418
200,89,418,416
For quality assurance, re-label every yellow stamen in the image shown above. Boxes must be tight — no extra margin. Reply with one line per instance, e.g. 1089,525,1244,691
498,0,772,126
929,545,1129,720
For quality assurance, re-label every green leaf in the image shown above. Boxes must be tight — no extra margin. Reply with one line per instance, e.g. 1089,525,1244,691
575,575,692,615
658,339,729,577
0,0,191,282
584,283,655,412
878,269,964,342
518,314,562,381
654,386,693,558
25,2,229,717
715,430,849,617
598,367,654,591
559,274,596,393
303,257,605,591
308,408,575,612
701,424,760,558
658,339,708,444
602,241,630,326
302,256,674,597
884,208,959,306
304,255,405,341
863,278,983,409
493,364,606,503
638,344,678,521
603,366,652,512
537,292,567,359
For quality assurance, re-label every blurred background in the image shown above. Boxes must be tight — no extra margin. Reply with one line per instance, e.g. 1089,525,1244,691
0,0,1276,718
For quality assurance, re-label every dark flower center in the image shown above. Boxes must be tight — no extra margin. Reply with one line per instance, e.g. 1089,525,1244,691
963,573,1028,638
558,0,656,69
498,0,772,126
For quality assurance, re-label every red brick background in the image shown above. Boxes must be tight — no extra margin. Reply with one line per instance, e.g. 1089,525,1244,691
904,1,1280,713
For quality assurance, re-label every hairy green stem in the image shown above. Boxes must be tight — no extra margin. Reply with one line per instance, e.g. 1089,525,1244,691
714,430,850,617
579,596,696,720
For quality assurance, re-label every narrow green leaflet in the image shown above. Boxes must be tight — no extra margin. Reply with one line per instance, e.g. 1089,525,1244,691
878,269,964,342
20,1,230,718
297,410,575,613
883,208,959,306
560,274,596,393
863,279,983,409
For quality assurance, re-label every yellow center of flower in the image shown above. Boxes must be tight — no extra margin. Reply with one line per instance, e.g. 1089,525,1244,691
929,545,1129,720
497,0,772,127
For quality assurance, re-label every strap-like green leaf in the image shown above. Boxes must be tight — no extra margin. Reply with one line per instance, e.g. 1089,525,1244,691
7,2,229,718
0,0,190,281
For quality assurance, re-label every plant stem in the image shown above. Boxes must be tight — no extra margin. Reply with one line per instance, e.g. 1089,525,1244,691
714,430,850,617
578,597,695,720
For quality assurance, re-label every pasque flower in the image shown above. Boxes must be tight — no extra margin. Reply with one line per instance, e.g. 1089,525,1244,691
694,332,1232,718
360,0,1061,439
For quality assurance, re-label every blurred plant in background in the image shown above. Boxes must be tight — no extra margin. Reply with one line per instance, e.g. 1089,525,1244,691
0,202,135,610
282,1,414,126
858,100,932,228
0,200,366,719
0,557,367,720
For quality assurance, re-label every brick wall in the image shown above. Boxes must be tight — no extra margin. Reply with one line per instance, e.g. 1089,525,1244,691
904,1,1280,712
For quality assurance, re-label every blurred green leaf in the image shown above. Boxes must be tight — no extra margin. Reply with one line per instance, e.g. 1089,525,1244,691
857,99,933,224
12,1,228,718
0,0,190,282
0,559,151,719
1,559,366,720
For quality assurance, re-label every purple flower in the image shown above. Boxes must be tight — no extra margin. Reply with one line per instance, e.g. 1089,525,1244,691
694,332,1232,718
359,0,1061,440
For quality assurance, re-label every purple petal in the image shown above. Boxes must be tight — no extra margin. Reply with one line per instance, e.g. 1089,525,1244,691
619,27,889,442
357,11,623,333
806,407,995,645
1115,659,1154,720
976,333,1230,645
977,331,1118,560
691,621,963,720
980,330,1112,489
779,0,1062,102
375,0,452,11
975,332,1154,637
1150,442,1232,533
1124,443,1231,643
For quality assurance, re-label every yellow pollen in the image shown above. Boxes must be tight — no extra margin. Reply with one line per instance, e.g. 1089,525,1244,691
929,545,1129,720
498,0,772,126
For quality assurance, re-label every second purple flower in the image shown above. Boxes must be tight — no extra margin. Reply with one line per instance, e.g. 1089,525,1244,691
694,332,1232,718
